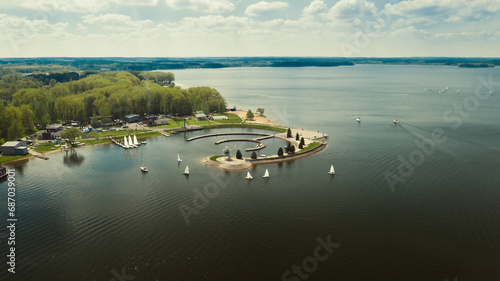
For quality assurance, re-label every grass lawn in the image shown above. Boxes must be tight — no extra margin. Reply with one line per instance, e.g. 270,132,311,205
298,142,321,153
135,131,162,139
34,143,60,153
0,154,32,164
84,129,149,138
82,138,113,145
210,155,225,161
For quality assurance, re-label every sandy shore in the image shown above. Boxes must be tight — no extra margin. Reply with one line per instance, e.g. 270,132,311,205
233,110,282,127
201,156,252,171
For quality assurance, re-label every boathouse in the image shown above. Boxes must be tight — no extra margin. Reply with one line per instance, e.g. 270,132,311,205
0,141,28,156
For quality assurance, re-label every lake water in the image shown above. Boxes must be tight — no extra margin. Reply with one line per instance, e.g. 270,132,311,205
1,65,500,281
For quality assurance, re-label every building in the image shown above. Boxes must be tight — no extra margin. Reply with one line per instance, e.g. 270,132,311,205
212,115,229,121
153,117,170,126
46,123,63,132
0,141,28,156
194,111,207,120
124,114,141,123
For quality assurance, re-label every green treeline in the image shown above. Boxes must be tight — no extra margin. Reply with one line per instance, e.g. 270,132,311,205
0,70,226,143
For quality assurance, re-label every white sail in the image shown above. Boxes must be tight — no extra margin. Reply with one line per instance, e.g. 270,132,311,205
123,136,128,148
177,154,182,162
184,166,189,175
246,172,253,179
328,165,335,175
133,135,138,145
128,136,134,147
263,169,269,178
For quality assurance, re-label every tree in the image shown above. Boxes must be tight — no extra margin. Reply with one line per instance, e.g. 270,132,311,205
246,109,254,120
61,128,82,146
251,151,257,159
289,145,296,154
299,142,304,149
277,147,284,157
256,108,265,116
236,149,242,159
300,137,305,147
287,127,292,138
285,142,291,153
296,132,300,141
7,120,23,141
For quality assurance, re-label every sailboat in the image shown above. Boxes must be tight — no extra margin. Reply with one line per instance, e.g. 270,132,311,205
263,169,269,178
177,154,183,162
133,135,139,146
393,115,399,124
183,165,189,175
355,110,361,122
141,152,148,172
123,136,129,148
129,136,135,148
328,165,335,175
245,172,253,180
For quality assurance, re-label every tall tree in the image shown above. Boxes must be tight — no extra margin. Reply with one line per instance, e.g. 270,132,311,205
236,149,242,159
246,109,254,120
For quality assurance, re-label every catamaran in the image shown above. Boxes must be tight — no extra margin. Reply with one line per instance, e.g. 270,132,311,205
177,154,183,162
263,169,269,178
328,165,335,175
245,172,253,180
183,166,189,175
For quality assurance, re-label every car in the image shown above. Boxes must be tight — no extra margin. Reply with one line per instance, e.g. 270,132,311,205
122,125,129,128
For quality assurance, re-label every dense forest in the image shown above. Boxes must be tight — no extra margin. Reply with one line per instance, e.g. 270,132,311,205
0,57,498,72
0,69,226,143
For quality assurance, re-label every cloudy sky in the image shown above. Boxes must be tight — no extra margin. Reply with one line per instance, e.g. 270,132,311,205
1,0,499,57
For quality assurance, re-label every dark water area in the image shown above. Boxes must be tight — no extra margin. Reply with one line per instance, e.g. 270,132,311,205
1,65,499,281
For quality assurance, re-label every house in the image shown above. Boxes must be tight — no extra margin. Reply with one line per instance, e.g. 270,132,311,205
37,124,64,140
124,114,141,123
46,123,63,132
194,111,207,120
0,141,28,156
90,116,114,127
153,117,170,126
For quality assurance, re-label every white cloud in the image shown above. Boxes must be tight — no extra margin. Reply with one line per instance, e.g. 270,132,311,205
385,0,500,22
245,1,289,17
302,0,328,19
20,0,158,14
328,0,378,20
164,0,235,13
82,14,153,32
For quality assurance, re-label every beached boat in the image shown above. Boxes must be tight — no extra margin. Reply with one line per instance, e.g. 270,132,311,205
263,169,269,178
183,166,189,175
328,165,335,175
245,172,253,179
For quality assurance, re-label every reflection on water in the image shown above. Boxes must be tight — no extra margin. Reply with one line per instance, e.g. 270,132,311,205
63,150,85,167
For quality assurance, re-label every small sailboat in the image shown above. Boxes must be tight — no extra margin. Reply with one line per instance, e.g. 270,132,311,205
183,166,189,175
129,136,135,148
177,154,183,162
355,116,361,122
123,136,129,148
141,152,148,172
263,169,269,178
328,165,335,175
245,172,253,180
393,116,399,124
133,135,139,146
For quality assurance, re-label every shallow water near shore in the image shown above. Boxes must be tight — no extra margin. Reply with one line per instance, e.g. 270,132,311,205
1,65,500,280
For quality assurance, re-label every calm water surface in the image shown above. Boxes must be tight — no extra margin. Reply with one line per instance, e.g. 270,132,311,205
1,65,500,281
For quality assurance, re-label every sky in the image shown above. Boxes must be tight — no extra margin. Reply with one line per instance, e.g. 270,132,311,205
1,0,499,58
